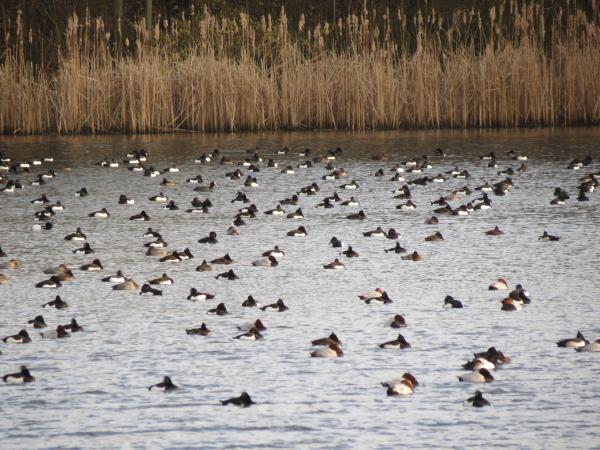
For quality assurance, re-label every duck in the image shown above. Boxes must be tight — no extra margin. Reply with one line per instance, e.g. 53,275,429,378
237,319,266,333
56,270,76,282
186,323,212,336
129,211,151,221
264,205,285,215
329,237,344,248
390,314,407,328
160,178,176,187
557,331,589,348
43,263,70,275
40,325,70,339
474,347,511,365
211,254,235,265
465,390,490,407
260,298,288,312
346,210,366,220
363,227,386,237
280,194,299,205
575,339,600,352
287,226,307,237
145,237,168,248
0,273,7,284
323,259,345,269
286,208,304,219
147,376,179,391
242,295,259,307
311,332,342,347
341,196,360,206
316,198,334,208
88,208,110,218
101,270,126,283
262,245,285,258
35,276,62,288
49,201,65,211
140,284,162,296
401,251,423,261
33,222,53,232
64,227,86,241
73,243,94,254
342,246,359,258
358,288,384,300
148,273,173,285
443,295,463,309
485,226,504,236
112,278,139,290
2,366,35,384
378,333,411,349
364,291,393,304
397,200,417,210
215,269,239,280
198,232,218,244
339,180,359,190
163,200,179,211
159,252,182,263
143,228,161,238
252,255,279,267
386,228,400,240
63,318,83,332
2,329,31,344
539,231,560,241
462,357,496,371
187,288,215,301
385,242,407,254
79,259,103,272
208,303,228,315
31,194,50,204
196,260,213,272
501,298,522,311
220,392,254,407
310,343,343,358
118,194,135,205
42,295,68,308
488,278,509,290
425,231,444,242
194,181,217,193
234,327,264,341
458,368,494,383
0,246,5,257
509,284,531,304
27,315,47,328
385,379,415,396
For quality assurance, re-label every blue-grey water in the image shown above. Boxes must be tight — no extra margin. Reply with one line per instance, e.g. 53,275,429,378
1,129,599,449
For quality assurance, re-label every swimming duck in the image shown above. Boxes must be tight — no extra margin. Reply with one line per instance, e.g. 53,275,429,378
485,226,504,236
509,284,531,304
194,181,217,192
488,278,509,290
196,260,213,272
286,208,304,219
311,332,341,347
198,232,218,244
27,315,47,328
56,270,76,282
40,325,70,339
211,254,235,265
234,327,264,341
280,194,299,205
260,299,288,312
386,228,400,240
575,339,600,352
262,246,285,258
474,347,511,365
64,227,86,241
43,264,70,275
160,178,176,187
186,323,212,336
310,343,343,358
208,303,228,315
385,242,407,254
462,357,496,371
31,194,50,204
342,246,359,258
443,295,463,309
339,180,358,190
2,366,35,383
329,237,344,248
118,194,135,205
557,331,589,348
287,226,307,237
42,295,68,309
323,259,345,269
88,208,110,218
458,368,494,383
187,175,204,184
187,288,215,301
140,284,162,296
465,390,490,407
346,210,366,220
242,295,259,307
163,200,179,211
390,314,407,328
539,231,559,241
252,255,279,267
381,373,419,394
112,279,140,290
80,259,103,271
145,238,168,248
73,243,94,254
316,198,334,208
501,298,522,311
215,269,239,280
358,288,384,300
0,246,5,257
35,276,62,288
363,227,386,237
143,228,161,238
364,291,393,304
401,251,423,261
397,200,417,210
147,376,178,391
159,252,182,263
63,318,83,332
379,334,411,349
129,211,150,221
2,329,31,344
221,392,254,407
425,231,444,242
149,273,173,285
101,271,123,283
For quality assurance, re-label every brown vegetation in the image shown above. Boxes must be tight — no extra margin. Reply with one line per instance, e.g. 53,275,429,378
1,1,599,134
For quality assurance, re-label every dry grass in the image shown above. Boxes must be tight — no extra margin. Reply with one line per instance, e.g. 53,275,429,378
1,1,600,134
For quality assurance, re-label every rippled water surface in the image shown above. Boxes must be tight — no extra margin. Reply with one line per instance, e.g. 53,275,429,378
1,129,599,449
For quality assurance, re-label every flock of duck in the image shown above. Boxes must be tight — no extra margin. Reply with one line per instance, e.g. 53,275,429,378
1,144,599,410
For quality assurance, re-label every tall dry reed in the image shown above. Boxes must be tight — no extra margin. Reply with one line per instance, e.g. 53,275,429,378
1,1,600,134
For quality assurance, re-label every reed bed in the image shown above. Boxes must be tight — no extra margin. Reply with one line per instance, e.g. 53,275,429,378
1,1,600,134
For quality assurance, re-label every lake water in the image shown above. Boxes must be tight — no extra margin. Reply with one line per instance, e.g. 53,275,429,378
1,129,599,449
